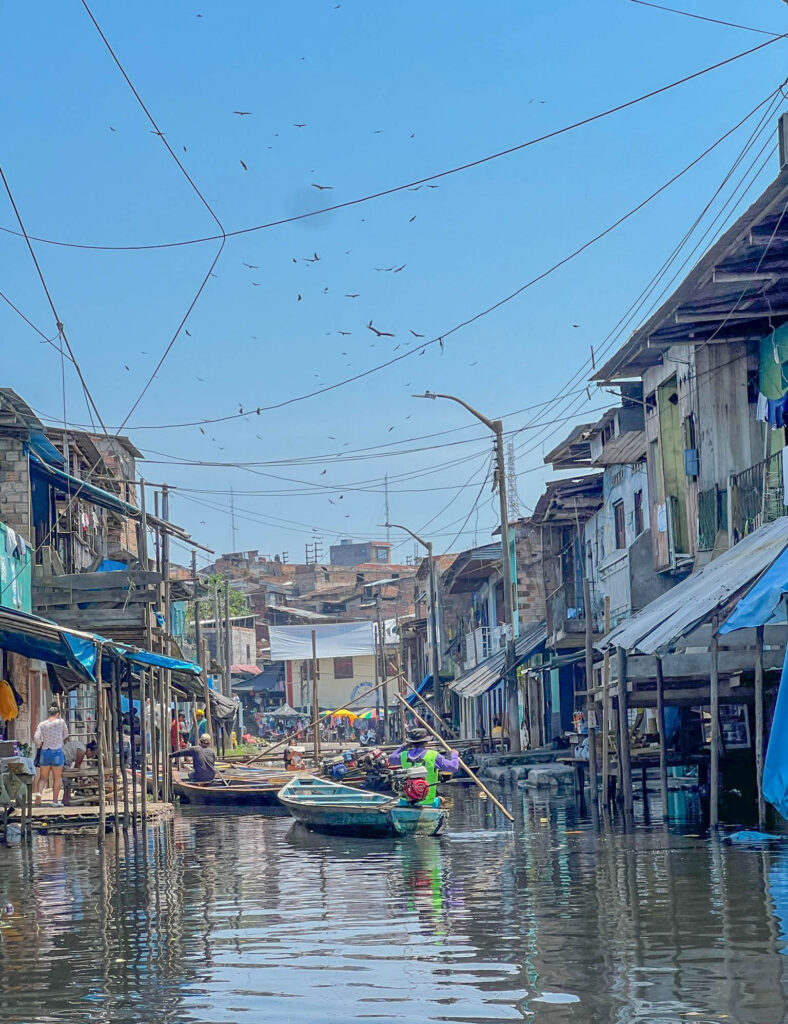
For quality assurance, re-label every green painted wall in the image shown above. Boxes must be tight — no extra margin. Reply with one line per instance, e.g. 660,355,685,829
0,521,31,612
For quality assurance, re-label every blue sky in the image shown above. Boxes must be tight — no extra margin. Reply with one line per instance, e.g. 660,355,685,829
2,0,787,568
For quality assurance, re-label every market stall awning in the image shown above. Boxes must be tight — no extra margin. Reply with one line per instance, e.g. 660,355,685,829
599,518,788,655
209,689,238,723
231,663,261,675
270,702,299,717
447,622,548,699
0,607,98,679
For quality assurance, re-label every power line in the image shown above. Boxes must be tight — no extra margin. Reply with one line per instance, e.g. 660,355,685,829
72,85,781,435
626,0,782,37
78,0,228,431
1,31,783,254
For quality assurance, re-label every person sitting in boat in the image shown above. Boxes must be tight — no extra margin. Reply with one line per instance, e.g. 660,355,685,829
170,733,216,783
388,728,459,806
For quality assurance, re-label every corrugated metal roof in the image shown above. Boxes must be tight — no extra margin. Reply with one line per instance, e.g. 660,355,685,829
598,517,788,655
592,430,646,467
447,622,547,698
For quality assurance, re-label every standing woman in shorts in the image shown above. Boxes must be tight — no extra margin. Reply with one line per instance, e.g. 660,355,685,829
34,703,69,805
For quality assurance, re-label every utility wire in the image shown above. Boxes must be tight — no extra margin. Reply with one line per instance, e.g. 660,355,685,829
626,0,782,37
76,85,782,435
78,0,228,430
0,31,783,254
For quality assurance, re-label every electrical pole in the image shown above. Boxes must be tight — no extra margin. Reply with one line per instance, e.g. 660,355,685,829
383,523,441,721
223,577,232,699
413,393,519,752
376,592,389,741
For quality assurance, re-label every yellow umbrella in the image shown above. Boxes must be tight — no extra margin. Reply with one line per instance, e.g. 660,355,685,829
333,709,357,720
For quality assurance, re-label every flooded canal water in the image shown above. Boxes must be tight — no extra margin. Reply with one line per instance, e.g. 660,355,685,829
2,788,788,1023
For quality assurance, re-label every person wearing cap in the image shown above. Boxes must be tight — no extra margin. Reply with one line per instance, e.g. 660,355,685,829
388,728,459,805
170,733,216,783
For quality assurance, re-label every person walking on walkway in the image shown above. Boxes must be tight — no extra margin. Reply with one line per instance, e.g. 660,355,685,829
34,703,69,805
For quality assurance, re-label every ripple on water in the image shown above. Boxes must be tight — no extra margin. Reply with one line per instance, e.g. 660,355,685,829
1,794,788,1022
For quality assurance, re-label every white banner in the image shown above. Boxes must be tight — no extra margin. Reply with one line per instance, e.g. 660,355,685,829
269,621,376,661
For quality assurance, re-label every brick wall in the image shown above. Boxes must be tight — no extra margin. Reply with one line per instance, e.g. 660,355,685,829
0,436,31,540
515,521,546,623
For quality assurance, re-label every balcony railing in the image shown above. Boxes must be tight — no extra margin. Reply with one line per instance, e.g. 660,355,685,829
464,625,508,669
730,451,785,542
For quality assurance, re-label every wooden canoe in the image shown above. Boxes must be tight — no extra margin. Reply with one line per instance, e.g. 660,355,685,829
172,767,291,807
276,774,446,837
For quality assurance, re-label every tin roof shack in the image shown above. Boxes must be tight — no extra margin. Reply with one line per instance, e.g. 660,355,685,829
529,473,603,741
592,161,788,572
581,392,677,629
0,390,205,651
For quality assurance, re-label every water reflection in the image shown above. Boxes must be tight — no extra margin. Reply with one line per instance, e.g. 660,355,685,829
1,793,787,1023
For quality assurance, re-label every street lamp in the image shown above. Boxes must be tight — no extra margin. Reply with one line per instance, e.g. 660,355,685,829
413,392,520,753
383,522,441,721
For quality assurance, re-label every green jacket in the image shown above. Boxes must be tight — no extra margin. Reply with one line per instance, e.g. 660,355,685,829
400,748,439,804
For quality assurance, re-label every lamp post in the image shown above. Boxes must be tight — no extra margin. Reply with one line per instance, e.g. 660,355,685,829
413,392,520,752
383,522,441,721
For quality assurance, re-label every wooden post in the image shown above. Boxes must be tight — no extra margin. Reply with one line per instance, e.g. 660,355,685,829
656,655,669,821
107,668,120,826
600,596,611,812
125,663,138,823
616,647,633,813
96,646,107,840
138,668,148,822
376,594,389,742
311,629,320,763
583,578,598,805
755,625,766,830
115,659,130,830
710,624,720,827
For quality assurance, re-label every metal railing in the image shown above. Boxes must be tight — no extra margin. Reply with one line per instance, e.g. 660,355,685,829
730,451,785,542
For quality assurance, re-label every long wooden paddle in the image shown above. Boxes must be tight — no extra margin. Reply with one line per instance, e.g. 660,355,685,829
394,693,514,823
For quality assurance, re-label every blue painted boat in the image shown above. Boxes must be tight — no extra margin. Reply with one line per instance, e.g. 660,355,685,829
276,774,446,837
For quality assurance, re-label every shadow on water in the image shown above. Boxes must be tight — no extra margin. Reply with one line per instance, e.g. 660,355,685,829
1,788,788,1023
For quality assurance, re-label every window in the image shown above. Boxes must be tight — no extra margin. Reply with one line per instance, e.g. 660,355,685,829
613,500,626,550
634,490,644,536
333,657,354,679
374,546,388,563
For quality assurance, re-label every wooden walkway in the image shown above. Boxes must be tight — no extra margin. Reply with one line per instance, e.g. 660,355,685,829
21,801,173,833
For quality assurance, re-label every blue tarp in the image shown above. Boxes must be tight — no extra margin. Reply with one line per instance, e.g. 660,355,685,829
0,608,98,679
406,673,432,706
720,545,788,634
29,452,140,519
120,649,201,676
764,645,788,819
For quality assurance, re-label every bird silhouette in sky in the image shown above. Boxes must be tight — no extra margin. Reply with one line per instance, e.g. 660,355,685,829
242,262,258,269
185,329,191,336
345,293,360,298
427,184,439,189
338,331,351,336
409,216,416,222
297,294,302,301
233,111,253,116
109,125,116,132
305,253,320,262
199,427,204,435
312,183,333,191
240,160,248,170
410,330,424,337
367,321,394,338
321,469,327,475
293,123,307,128
394,265,406,273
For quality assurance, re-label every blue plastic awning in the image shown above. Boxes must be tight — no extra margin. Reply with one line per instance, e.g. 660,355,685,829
0,607,98,679
29,452,140,519
406,673,432,706
720,545,788,633
119,649,201,675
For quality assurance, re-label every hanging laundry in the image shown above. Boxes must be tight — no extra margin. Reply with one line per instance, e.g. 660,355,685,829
766,392,788,428
756,392,769,423
4,527,17,557
16,534,26,558
0,679,19,721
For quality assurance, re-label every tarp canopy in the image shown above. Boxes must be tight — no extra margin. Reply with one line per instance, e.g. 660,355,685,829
598,518,788,655
270,702,299,717
209,689,238,723
30,452,140,519
0,607,98,679
406,672,432,706
269,621,375,660
720,545,788,633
